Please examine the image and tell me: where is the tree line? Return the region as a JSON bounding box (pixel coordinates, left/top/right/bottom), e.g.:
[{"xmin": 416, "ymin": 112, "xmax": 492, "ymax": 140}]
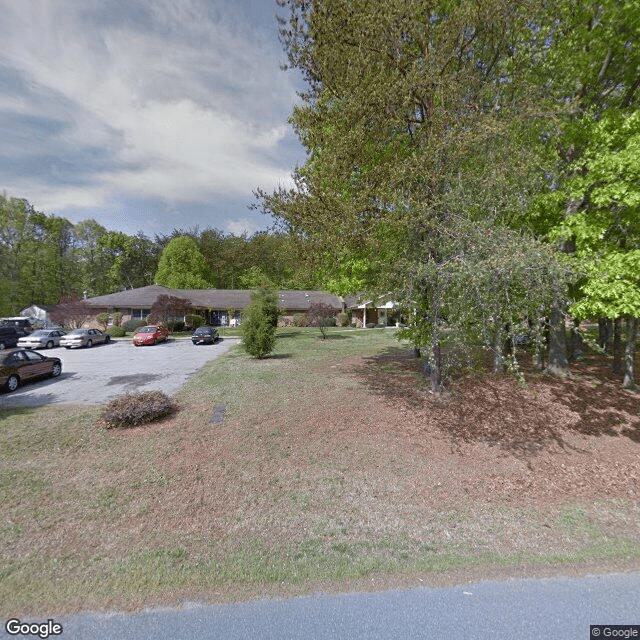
[
  {"xmin": 257, "ymin": 0, "xmax": 640, "ymax": 390},
  {"xmin": 0, "ymin": 193, "xmax": 320, "ymax": 317}
]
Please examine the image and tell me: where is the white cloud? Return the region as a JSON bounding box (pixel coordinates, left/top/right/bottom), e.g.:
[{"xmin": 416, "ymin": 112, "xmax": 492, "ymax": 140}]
[
  {"xmin": 223, "ymin": 216, "xmax": 263, "ymax": 236},
  {"xmin": 0, "ymin": 0, "xmax": 301, "ymax": 217}
]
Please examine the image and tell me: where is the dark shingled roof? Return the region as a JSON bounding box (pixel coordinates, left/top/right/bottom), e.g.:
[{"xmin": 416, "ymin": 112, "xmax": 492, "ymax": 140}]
[{"xmin": 85, "ymin": 285, "xmax": 343, "ymax": 312}]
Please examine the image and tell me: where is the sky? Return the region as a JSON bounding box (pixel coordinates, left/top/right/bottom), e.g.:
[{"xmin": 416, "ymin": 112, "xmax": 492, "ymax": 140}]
[{"xmin": 0, "ymin": 0, "xmax": 306, "ymax": 237}]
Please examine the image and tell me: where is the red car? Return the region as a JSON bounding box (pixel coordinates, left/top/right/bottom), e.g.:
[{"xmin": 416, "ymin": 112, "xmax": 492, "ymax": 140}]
[{"xmin": 132, "ymin": 325, "xmax": 169, "ymax": 346}]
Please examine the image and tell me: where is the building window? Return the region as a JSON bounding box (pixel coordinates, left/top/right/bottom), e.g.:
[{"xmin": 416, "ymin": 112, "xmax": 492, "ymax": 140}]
[{"xmin": 131, "ymin": 309, "xmax": 150, "ymax": 319}]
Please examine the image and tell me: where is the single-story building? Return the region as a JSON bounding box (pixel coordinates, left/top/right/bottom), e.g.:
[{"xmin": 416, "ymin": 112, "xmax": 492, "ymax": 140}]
[
  {"xmin": 84, "ymin": 285, "xmax": 344, "ymax": 326},
  {"xmin": 19, "ymin": 304, "xmax": 54, "ymax": 327},
  {"xmin": 345, "ymin": 295, "xmax": 402, "ymax": 328}
]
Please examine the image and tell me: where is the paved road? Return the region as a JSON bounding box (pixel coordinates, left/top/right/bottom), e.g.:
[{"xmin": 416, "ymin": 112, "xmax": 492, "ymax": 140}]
[
  {"xmin": 9, "ymin": 572, "xmax": 636, "ymax": 640},
  {"xmin": 0, "ymin": 338, "xmax": 239, "ymax": 408}
]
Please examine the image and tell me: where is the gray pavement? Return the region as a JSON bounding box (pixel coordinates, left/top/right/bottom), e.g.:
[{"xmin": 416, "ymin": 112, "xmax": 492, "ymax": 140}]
[
  {"xmin": 7, "ymin": 571, "xmax": 638, "ymax": 640},
  {"xmin": 0, "ymin": 337, "xmax": 239, "ymax": 408}
]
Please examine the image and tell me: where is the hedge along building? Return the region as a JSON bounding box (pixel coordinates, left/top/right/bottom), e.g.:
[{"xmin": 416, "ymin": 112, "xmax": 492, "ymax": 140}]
[{"xmin": 84, "ymin": 285, "xmax": 344, "ymax": 326}]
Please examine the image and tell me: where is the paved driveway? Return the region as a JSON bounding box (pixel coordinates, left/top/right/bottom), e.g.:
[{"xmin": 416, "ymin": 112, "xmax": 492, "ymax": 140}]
[{"xmin": 0, "ymin": 337, "xmax": 239, "ymax": 408}]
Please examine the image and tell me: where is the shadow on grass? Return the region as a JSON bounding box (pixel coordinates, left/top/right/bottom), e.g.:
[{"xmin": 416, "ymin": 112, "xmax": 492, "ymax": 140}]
[{"xmin": 351, "ymin": 347, "xmax": 640, "ymax": 457}]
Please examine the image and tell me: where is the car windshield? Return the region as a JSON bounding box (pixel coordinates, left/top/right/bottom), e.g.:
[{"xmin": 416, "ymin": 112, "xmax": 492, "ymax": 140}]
[
  {"xmin": 194, "ymin": 328, "xmax": 211, "ymax": 334},
  {"xmin": 139, "ymin": 327, "xmax": 158, "ymax": 333}
]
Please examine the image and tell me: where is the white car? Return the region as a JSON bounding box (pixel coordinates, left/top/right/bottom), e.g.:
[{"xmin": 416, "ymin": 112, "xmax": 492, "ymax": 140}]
[
  {"xmin": 17, "ymin": 329, "xmax": 66, "ymax": 349},
  {"xmin": 59, "ymin": 328, "xmax": 111, "ymax": 349}
]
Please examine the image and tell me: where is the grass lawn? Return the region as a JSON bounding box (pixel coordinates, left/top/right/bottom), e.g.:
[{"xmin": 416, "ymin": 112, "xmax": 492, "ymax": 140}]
[{"xmin": 1, "ymin": 327, "xmax": 639, "ymax": 615}]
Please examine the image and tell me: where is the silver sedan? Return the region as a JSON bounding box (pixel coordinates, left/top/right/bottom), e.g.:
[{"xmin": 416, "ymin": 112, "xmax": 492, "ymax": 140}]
[
  {"xmin": 17, "ymin": 329, "xmax": 66, "ymax": 350},
  {"xmin": 59, "ymin": 328, "xmax": 111, "ymax": 349}
]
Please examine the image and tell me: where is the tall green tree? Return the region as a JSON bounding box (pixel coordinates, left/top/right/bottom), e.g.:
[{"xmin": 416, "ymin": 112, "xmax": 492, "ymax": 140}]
[
  {"xmin": 241, "ymin": 287, "xmax": 279, "ymax": 358},
  {"xmin": 547, "ymin": 110, "xmax": 640, "ymax": 387},
  {"xmin": 100, "ymin": 231, "xmax": 161, "ymax": 291},
  {"xmin": 261, "ymin": 0, "xmax": 575, "ymax": 387},
  {"xmin": 154, "ymin": 236, "xmax": 212, "ymax": 289}
]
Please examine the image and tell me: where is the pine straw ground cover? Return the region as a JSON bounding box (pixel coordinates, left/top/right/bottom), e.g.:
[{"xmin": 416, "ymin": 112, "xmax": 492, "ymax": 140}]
[{"xmin": 1, "ymin": 328, "xmax": 639, "ymax": 615}]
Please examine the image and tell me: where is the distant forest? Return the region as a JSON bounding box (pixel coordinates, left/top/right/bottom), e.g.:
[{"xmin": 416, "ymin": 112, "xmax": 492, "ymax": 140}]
[{"xmin": 0, "ymin": 194, "xmax": 318, "ymax": 317}]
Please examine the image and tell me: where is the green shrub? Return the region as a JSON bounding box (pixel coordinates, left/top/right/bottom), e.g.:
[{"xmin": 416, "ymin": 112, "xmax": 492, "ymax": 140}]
[
  {"xmin": 102, "ymin": 391, "xmax": 176, "ymax": 428},
  {"xmin": 106, "ymin": 325, "xmax": 126, "ymax": 338},
  {"xmin": 337, "ymin": 312, "xmax": 350, "ymax": 327},
  {"xmin": 123, "ymin": 319, "xmax": 146, "ymax": 332},
  {"xmin": 366, "ymin": 322, "xmax": 376, "ymax": 329},
  {"xmin": 170, "ymin": 320, "xmax": 185, "ymax": 332},
  {"xmin": 242, "ymin": 289, "xmax": 278, "ymax": 358},
  {"xmin": 185, "ymin": 314, "xmax": 204, "ymax": 329},
  {"xmin": 96, "ymin": 312, "xmax": 110, "ymax": 330},
  {"xmin": 112, "ymin": 312, "xmax": 123, "ymax": 327},
  {"xmin": 293, "ymin": 313, "xmax": 308, "ymax": 327}
]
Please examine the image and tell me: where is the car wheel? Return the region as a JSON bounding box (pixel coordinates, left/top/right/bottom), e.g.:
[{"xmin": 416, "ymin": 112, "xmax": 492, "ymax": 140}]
[
  {"xmin": 51, "ymin": 363, "xmax": 62, "ymax": 377},
  {"xmin": 105, "ymin": 335, "xmax": 111, "ymax": 343},
  {"xmin": 87, "ymin": 339, "xmax": 93, "ymax": 348},
  {"xmin": 46, "ymin": 341, "xmax": 53, "ymax": 349},
  {"xmin": 6, "ymin": 375, "xmax": 19, "ymax": 392},
  {"xmin": 65, "ymin": 346, "xmax": 71, "ymax": 349},
  {"xmin": 0, "ymin": 342, "xmax": 5, "ymax": 350}
]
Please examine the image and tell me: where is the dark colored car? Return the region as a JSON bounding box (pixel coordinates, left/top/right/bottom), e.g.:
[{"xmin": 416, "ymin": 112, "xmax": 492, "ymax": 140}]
[
  {"xmin": 0, "ymin": 348, "xmax": 62, "ymax": 392},
  {"xmin": 1, "ymin": 318, "xmax": 33, "ymax": 337},
  {"xmin": 132, "ymin": 325, "xmax": 169, "ymax": 346},
  {"xmin": 0, "ymin": 326, "xmax": 20, "ymax": 350},
  {"xmin": 191, "ymin": 326, "xmax": 219, "ymax": 345}
]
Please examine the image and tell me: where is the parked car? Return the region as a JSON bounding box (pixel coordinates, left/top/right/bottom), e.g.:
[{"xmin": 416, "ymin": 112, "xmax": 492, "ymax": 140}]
[
  {"xmin": 132, "ymin": 325, "xmax": 169, "ymax": 346},
  {"xmin": 0, "ymin": 317, "xmax": 33, "ymax": 337},
  {"xmin": 60, "ymin": 328, "xmax": 111, "ymax": 349},
  {"xmin": 0, "ymin": 326, "xmax": 19, "ymax": 350},
  {"xmin": 0, "ymin": 348, "xmax": 62, "ymax": 392},
  {"xmin": 191, "ymin": 326, "xmax": 219, "ymax": 345},
  {"xmin": 18, "ymin": 329, "xmax": 66, "ymax": 350}
]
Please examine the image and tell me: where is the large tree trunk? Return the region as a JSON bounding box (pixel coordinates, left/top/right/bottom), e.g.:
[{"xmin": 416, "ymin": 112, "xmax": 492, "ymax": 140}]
[
  {"xmin": 568, "ymin": 318, "xmax": 584, "ymax": 362},
  {"xmin": 622, "ymin": 317, "xmax": 637, "ymax": 389},
  {"xmin": 612, "ymin": 317, "xmax": 623, "ymax": 374},
  {"xmin": 598, "ymin": 318, "xmax": 613, "ymax": 353},
  {"xmin": 546, "ymin": 302, "xmax": 569, "ymax": 375}
]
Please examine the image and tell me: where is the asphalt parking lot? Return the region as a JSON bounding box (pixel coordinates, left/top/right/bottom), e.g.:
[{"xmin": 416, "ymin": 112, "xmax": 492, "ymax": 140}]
[{"xmin": 0, "ymin": 337, "xmax": 240, "ymax": 408}]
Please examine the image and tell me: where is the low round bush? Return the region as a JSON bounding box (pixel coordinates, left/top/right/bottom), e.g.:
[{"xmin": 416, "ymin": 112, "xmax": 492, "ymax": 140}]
[
  {"xmin": 292, "ymin": 313, "xmax": 308, "ymax": 327},
  {"xmin": 106, "ymin": 325, "xmax": 126, "ymax": 338},
  {"xmin": 366, "ymin": 322, "xmax": 376, "ymax": 329},
  {"xmin": 185, "ymin": 314, "xmax": 204, "ymax": 329},
  {"xmin": 337, "ymin": 312, "xmax": 350, "ymax": 327},
  {"xmin": 122, "ymin": 319, "xmax": 146, "ymax": 333},
  {"xmin": 102, "ymin": 391, "xmax": 176, "ymax": 428}
]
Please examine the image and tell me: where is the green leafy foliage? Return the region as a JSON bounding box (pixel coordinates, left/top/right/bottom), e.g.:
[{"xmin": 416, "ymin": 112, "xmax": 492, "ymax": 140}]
[
  {"xmin": 185, "ymin": 314, "xmax": 205, "ymax": 329},
  {"xmin": 122, "ymin": 319, "xmax": 147, "ymax": 333},
  {"xmin": 154, "ymin": 236, "xmax": 211, "ymax": 288},
  {"xmin": 96, "ymin": 312, "xmax": 110, "ymax": 330},
  {"xmin": 547, "ymin": 110, "xmax": 640, "ymax": 321},
  {"xmin": 241, "ymin": 288, "xmax": 279, "ymax": 358}
]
